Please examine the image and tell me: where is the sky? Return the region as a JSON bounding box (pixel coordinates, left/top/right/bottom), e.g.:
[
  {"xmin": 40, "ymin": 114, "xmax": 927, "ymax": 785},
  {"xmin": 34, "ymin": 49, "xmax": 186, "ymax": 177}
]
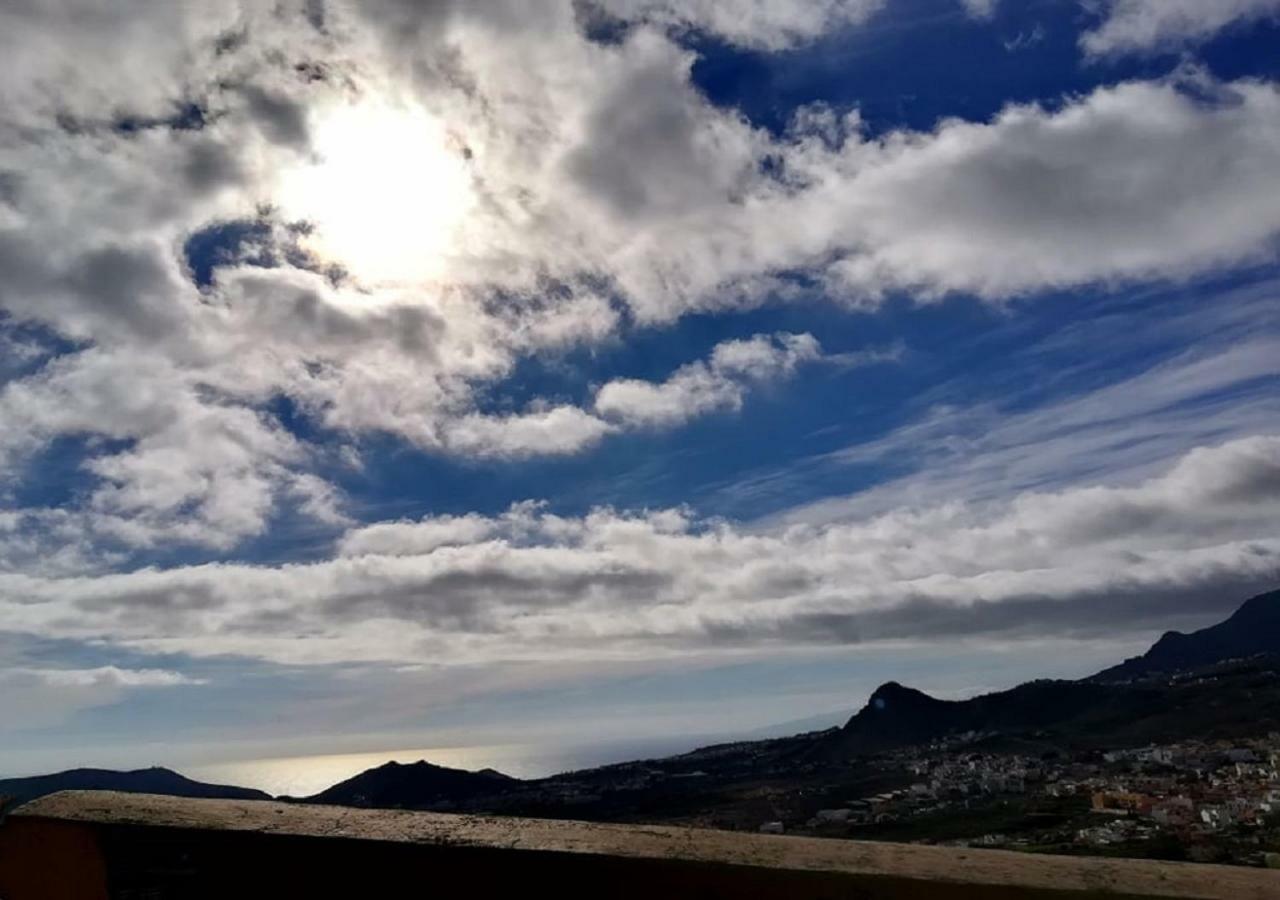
[{"xmin": 1, "ymin": 0, "xmax": 1279, "ymax": 781}]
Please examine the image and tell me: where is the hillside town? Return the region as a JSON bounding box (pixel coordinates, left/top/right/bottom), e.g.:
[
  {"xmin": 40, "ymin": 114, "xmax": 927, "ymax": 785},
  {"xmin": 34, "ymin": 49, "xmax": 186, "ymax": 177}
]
[{"xmin": 773, "ymin": 733, "xmax": 1280, "ymax": 866}]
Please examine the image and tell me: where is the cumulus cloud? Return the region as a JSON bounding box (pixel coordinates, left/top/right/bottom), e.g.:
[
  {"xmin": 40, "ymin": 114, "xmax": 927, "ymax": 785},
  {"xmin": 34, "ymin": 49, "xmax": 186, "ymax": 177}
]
[
  {"xmin": 442, "ymin": 407, "xmax": 616, "ymax": 458},
  {"xmin": 594, "ymin": 332, "xmax": 823, "ymax": 427},
  {"xmin": 0, "ymin": 348, "xmax": 323, "ymax": 552},
  {"xmin": 0, "ymin": 1, "xmax": 1278, "ymax": 570},
  {"xmin": 3, "ymin": 437, "xmax": 1277, "ymax": 668},
  {"xmin": 798, "ymin": 72, "xmax": 1280, "ymax": 300},
  {"xmin": 336, "ymin": 509, "xmax": 518, "ymax": 558},
  {"xmin": 1082, "ymin": 0, "xmax": 1280, "ymax": 56}
]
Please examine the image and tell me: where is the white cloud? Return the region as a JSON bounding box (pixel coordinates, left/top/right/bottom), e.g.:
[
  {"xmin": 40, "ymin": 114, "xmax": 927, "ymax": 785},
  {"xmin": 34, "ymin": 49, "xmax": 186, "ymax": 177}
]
[
  {"xmin": 776, "ymin": 332, "xmax": 1280, "ymax": 526},
  {"xmin": 28, "ymin": 666, "xmax": 201, "ymax": 689},
  {"xmin": 338, "ymin": 511, "xmax": 508, "ymax": 558},
  {"xmin": 2, "ymin": 437, "xmax": 1276, "ymax": 668},
  {"xmin": 1082, "ymin": 0, "xmax": 1280, "ymax": 56},
  {"xmin": 795, "ymin": 72, "xmax": 1280, "ymax": 301},
  {"xmin": 960, "ymin": 0, "xmax": 997, "ymax": 19},
  {"xmin": 590, "ymin": 0, "xmax": 884, "ymax": 50},
  {"xmin": 0, "ymin": 348, "xmax": 318, "ymax": 552},
  {"xmin": 0, "ymin": 1, "xmax": 1277, "ymax": 564},
  {"xmin": 594, "ymin": 332, "xmax": 823, "ymax": 427},
  {"xmin": 442, "ymin": 407, "xmax": 616, "ymax": 458}
]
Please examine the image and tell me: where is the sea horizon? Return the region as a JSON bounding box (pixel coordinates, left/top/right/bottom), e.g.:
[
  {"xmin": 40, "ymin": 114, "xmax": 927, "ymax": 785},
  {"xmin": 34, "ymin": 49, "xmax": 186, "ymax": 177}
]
[{"xmin": 183, "ymin": 734, "xmax": 723, "ymax": 798}]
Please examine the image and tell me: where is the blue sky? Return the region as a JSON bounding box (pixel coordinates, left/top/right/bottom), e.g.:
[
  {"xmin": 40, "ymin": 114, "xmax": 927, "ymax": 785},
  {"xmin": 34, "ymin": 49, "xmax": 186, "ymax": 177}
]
[{"xmin": 1, "ymin": 0, "xmax": 1279, "ymax": 782}]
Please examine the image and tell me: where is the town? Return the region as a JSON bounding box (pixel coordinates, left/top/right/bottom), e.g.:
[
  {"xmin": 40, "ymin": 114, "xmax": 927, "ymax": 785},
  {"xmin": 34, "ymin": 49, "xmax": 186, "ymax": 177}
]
[{"xmin": 775, "ymin": 733, "xmax": 1280, "ymax": 867}]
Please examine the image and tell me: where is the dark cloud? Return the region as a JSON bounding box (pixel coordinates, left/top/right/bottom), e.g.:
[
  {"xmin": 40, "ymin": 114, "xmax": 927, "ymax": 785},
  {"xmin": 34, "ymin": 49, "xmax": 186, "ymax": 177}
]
[
  {"xmin": 75, "ymin": 582, "xmax": 224, "ymax": 613},
  {"xmin": 743, "ymin": 574, "xmax": 1280, "ymax": 647},
  {"xmin": 303, "ymin": 0, "xmax": 327, "ymax": 32},
  {"xmin": 320, "ymin": 563, "xmax": 673, "ymax": 630},
  {"xmin": 64, "ymin": 244, "xmax": 186, "ymax": 341},
  {"xmin": 0, "ymin": 171, "xmax": 24, "ymax": 208},
  {"xmin": 181, "ymin": 138, "xmax": 244, "ymax": 193},
  {"xmin": 240, "ymin": 86, "xmax": 311, "ymax": 151}
]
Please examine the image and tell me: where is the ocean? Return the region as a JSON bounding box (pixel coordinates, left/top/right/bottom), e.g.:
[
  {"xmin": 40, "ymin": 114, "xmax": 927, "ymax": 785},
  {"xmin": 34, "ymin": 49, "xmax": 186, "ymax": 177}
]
[{"xmin": 184, "ymin": 735, "xmax": 708, "ymax": 798}]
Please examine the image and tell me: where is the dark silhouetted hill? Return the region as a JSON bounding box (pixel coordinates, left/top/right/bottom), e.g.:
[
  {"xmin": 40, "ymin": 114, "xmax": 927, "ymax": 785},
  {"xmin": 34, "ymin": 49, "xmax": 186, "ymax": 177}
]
[
  {"xmin": 303, "ymin": 760, "xmax": 517, "ymax": 809},
  {"xmin": 1093, "ymin": 588, "xmax": 1280, "ymax": 682},
  {"xmin": 822, "ymin": 679, "xmax": 1144, "ymax": 758},
  {"xmin": 0, "ymin": 766, "xmax": 269, "ymax": 807},
  {"xmin": 821, "ymin": 657, "xmax": 1280, "ymax": 761},
  {"xmin": 295, "ymin": 589, "xmax": 1280, "ymax": 813}
]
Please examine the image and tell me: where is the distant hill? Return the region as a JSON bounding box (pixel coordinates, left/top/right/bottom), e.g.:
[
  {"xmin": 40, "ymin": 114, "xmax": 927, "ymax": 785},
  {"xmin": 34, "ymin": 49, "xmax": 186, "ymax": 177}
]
[
  {"xmin": 1093, "ymin": 588, "xmax": 1280, "ymax": 682},
  {"xmin": 0, "ymin": 766, "xmax": 269, "ymax": 808},
  {"xmin": 821, "ymin": 679, "xmax": 1151, "ymax": 759},
  {"xmin": 302, "ymin": 760, "xmax": 517, "ymax": 809},
  {"xmin": 817, "ymin": 589, "xmax": 1280, "ymax": 761},
  {"xmin": 820, "ymin": 660, "xmax": 1280, "ymax": 760}
]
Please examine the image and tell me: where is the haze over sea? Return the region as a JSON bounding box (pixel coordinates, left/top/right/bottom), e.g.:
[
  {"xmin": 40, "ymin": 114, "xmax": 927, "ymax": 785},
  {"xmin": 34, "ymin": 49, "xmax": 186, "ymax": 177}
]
[{"xmin": 185, "ymin": 737, "xmax": 738, "ymax": 798}]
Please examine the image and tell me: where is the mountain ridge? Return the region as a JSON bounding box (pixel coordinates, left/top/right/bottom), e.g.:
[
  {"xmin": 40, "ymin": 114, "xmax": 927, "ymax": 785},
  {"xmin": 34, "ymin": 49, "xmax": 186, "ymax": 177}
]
[
  {"xmin": 822, "ymin": 588, "xmax": 1280, "ymax": 760},
  {"xmin": 1091, "ymin": 588, "xmax": 1280, "ymax": 682},
  {"xmin": 0, "ymin": 766, "xmax": 270, "ymax": 808},
  {"xmin": 300, "ymin": 758, "xmax": 517, "ymax": 808}
]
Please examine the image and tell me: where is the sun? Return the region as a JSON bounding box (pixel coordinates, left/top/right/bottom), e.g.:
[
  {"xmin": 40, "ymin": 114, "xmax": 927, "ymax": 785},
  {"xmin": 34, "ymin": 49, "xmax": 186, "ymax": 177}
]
[{"xmin": 276, "ymin": 98, "xmax": 475, "ymax": 286}]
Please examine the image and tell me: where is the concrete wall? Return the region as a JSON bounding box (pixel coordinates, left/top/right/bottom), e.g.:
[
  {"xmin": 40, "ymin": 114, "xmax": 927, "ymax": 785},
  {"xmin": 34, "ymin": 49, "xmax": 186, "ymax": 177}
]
[{"xmin": 1, "ymin": 791, "xmax": 1277, "ymax": 899}]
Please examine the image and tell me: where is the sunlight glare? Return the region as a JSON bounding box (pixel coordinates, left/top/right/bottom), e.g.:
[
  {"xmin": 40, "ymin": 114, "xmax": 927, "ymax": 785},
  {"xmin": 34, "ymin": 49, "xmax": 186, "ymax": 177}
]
[{"xmin": 276, "ymin": 98, "xmax": 474, "ymax": 286}]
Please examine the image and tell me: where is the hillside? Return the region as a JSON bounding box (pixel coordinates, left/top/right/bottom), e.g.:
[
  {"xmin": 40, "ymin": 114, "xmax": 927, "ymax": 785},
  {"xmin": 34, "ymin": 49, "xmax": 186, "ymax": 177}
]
[
  {"xmin": 1093, "ymin": 588, "xmax": 1280, "ymax": 682},
  {"xmin": 821, "ymin": 657, "xmax": 1280, "ymax": 761},
  {"xmin": 821, "ymin": 679, "xmax": 1150, "ymax": 759},
  {"xmin": 0, "ymin": 767, "xmax": 269, "ymax": 807},
  {"xmin": 302, "ymin": 760, "xmax": 517, "ymax": 809}
]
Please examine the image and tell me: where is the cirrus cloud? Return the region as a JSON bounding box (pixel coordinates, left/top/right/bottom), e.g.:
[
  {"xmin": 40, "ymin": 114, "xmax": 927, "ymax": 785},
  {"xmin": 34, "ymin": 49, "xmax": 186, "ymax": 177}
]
[{"xmin": 1082, "ymin": 0, "xmax": 1280, "ymax": 57}]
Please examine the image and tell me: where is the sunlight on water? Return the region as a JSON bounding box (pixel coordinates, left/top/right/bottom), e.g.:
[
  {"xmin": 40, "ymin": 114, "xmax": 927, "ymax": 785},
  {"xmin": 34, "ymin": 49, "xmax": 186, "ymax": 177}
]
[{"xmin": 186, "ymin": 737, "xmax": 700, "ymax": 798}]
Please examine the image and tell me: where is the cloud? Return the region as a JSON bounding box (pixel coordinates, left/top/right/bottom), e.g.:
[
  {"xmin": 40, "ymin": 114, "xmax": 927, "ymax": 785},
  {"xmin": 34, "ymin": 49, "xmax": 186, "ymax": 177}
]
[
  {"xmin": 587, "ymin": 0, "xmax": 884, "ymax": 50},
  {"xmin": 338, "ymin": 332, "xmax": 833, "ymax": 458},
  {"xmin": 1082, "ymin": 0, "xmax": 1280, "ymax": 57},
  {"xmin": 1003, "ymin": 25, "xmax": 1045, "ymax": 52},
  {"xmin": 2, "ymin": 437, "xmax": 1276, "ymax": 668},
  {"xmin": 0, "ymin": 666, "xmax": 203, "ymax": 731},
  {"xmin": 0, "ymin": 348, "xmax": 323, "ymax": 553},
  {"xmin": 594, "ymin": 332, "xmax": 823, "ymax": 427},
  {"xmin": 779, "ymin": 336, "xmax": 1280, "ymax": 526},
  {"xmin": 22, "ymin": 666, "xmax": 201, "ymax": 689},
  {"xmin": 796, "ymin": 71, "xmax": 1280, "ymax": 301},
  {"xmin": 442, "ymin": 407, "xmax": 616, "ymax": 458},
  {"xmin": 960, "ymin": 0, "xmax": 997, "ymax": 19},
  {"xmin": 337, "ymin": 509, "xmax": 516, "ymax": 558},
  {"xmin": 0, "ymin": 1, "xmax": 1278, "ymax": 564}
]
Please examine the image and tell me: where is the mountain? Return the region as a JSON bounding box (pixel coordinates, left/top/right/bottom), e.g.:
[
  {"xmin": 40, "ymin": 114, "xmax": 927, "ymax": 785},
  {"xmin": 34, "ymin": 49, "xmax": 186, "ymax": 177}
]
[
  {"xmin": 1093, "ymin": 588, "xmax": 1280, "ymax": 682},
  {"xmin": 302, "ymin": 759, "xmax": 517, "ymax": 809},
  {"xmin": 822, "ymin": 679, "xmax": 1148, "ymax": 758},
  {"xmin": 823, "ymin": 659, "xmax": 1280, "ymax": 761},
  {"xmin": 832, "ymin": 681, "xmax": 959, "ymax": 752},
  {"xmin": 819, "ymin": 590, "xmax": 1280, "ymax": 759},
  {"xmin": 0, "ymin": 766, "xmax": 269, "ymax": 808}
]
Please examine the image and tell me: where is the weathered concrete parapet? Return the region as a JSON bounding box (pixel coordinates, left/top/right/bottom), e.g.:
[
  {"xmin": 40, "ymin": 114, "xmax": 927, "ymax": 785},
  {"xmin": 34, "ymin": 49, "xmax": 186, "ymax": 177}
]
[{"xmin": 1, "ymin": 791, "xmax": 1277, "ymax": 899}]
